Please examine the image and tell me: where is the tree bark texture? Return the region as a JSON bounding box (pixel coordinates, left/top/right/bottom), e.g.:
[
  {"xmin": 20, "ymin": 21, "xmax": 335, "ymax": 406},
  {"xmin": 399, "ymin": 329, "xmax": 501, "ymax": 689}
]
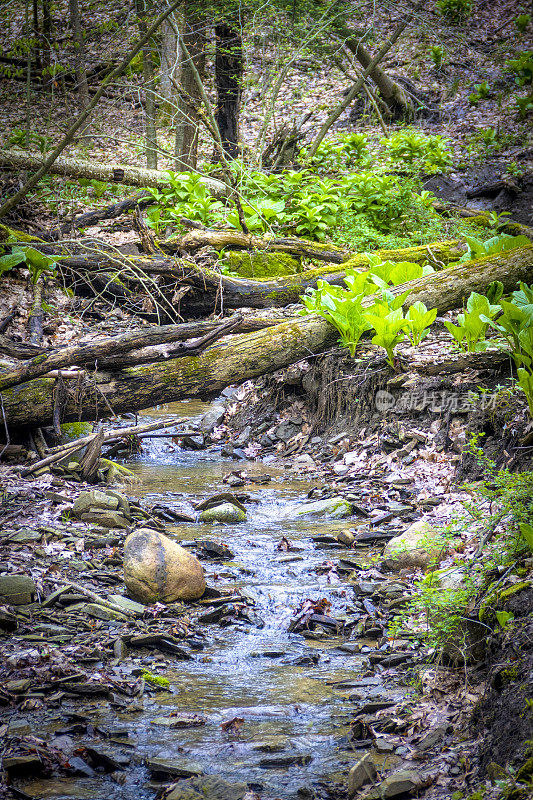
[
  {"xmin": 174, "ymin": 4, "xmax": 205, "ymax": 170},
  {"xmin": 343, "ymin": 35, "xmax": 414, "ymax": 118},
  {"xmin": 136, "ymin": 0, "xmax": 158, "ymax": 169},
  {"xmin": 3, "ymin": 245, "xmax": 531, "ymax": 430},
  {"xmin": 214, "ymin": 22, "xmax": 243, "ymax": 159},
  {"xmin": 68, "ymin": 0, "xmax": 91, "ymax": 136},
  {"xmin": 160, "ymin": 15, "xmax": 178, "ymax": 115},
  {"xmin": 0, "ymin": 150, "xmax": 228, "ymax": 196}
]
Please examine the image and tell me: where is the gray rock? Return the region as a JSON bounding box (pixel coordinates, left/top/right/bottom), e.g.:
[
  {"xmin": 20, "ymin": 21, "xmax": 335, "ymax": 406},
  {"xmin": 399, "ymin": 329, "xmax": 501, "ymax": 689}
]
[
  {"xmin": 79, "ymin": 510, "xmax": 130, "ymax": 528},
  {"xmin": 337, "ymin": 529, "xmax": 355, "ymax": 546},
  {"xmin": 199, "ymin": 405, "xmax": 225, "ymax": 433},
  {"xmin": 378, "ymin": 769, "xmax": 419, "ymax": 798},
  {"xmin": 146, "ymin": 757, "xmax": 203, "ymax": 779},
  {"xmin": 199, "ymin": 503, "xmax": 246, "ymax": 524},
  {"xmin": 165, "ymin": 775, "xmax": 248, "ymax": 800},
  {"xmin": 274, "ymin": 421, "xmax": 300, "ymax": 442},
  {"xmin": 233, "ymin": 425, "xmax": 252, "ymax": 447},
  {"xmin": 348, "ymin": 751, "xmax": 377, "ymax": 795},
  {"xmin": 72, "ymin": 490, "xmax": 119, "ymax": 517},
  {"xmin": 68, "ymin": 602, "xmax": 128, "ymax": 623},
  {"xmin": 295, "ymin": 496, "xmax": 352, "ymax": 519},
  {"xmin": 382, "ymin": 519, "xmax": 444, "ymax": 572},
  {"xmin": 107, "ymin": 594, "xmax": 146, "ymax": 615},
  {"xmin": 124, "ymin": 528, "xmax": 205, "ymax": 603},
  {"xmin": 9, "ymin": 529, "xmax": 41, "ymax": 544},
  {"xmin": 0, "ymin": 574, "xmax": 37, "ymax": 605}
]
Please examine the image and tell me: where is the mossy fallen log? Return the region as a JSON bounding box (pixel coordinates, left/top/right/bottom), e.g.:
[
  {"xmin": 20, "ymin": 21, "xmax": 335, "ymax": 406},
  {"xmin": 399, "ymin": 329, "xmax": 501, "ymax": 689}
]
[
  {"xmin": 156, "ymin": 240, "xmax": 465, "ymax": 312},
  {"xmin": 2, "ymin": 245, "xmax": 532, "ymax": 431}
]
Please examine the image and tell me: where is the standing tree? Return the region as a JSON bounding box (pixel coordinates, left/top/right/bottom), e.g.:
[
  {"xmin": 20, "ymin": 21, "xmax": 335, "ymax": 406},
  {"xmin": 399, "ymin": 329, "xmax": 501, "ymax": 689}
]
[
  {"xmin": 68, "ymin": 0, "xmax": 91, "ymax": 141},
  {"xmin": 136, "ymin": 0, "xmax": 158, "ymax": 169},
  {"xmin": 213, "ymin": 20, "xmax": 243, "ymax": 159}
]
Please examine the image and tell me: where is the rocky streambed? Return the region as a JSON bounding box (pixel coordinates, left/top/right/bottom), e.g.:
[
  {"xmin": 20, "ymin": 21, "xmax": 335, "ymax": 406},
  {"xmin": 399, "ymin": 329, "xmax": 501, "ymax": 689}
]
[{"xmin": 0, "ymin": 398, "xmax": 502, "ymax": 800}]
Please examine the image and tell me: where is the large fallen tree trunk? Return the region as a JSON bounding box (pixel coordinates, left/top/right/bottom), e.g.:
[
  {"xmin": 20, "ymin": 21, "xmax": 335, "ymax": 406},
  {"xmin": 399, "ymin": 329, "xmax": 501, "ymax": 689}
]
[
  {"xmin": 0, "ymin": 151, "xmax": 228, "ymax": 197},
  {"xmin": 2, "ymin": 245, "xmax": 532, "ymax": 431},
  {"xmin": 0, "ymin": 314, "xmax": 244, "ymax": 392}
]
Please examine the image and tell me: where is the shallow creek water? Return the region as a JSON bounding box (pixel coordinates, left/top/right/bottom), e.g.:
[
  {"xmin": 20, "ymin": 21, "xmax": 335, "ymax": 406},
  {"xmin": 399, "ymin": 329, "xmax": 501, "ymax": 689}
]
[{"xmin": 22, "ymin": 400, "xmax": 402, "ymax": 800}]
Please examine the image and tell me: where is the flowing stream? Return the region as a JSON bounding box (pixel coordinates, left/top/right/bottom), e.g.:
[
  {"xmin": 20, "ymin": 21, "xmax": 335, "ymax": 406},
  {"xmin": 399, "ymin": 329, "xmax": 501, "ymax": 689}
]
[{"xmin": 21, "ymin": 400, "xmax": 402, "ymax": 800}]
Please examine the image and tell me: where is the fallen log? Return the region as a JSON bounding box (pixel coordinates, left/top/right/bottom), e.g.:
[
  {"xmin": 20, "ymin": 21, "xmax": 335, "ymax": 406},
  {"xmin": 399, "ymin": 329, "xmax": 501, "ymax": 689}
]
[
  {"xmin": 0, "ymin": 314, "xmax": 243, "ymax": 392},
  {"xmin": 2, "ymin": 245, "xmax": 532, "ymax": 431},
  {"xmin": 159, "ymin": 240, "xmax": 464, "ymax": 311},
  {"xmin": 0, "ymin": 150, "xmax": 228, "ymax": 197}
]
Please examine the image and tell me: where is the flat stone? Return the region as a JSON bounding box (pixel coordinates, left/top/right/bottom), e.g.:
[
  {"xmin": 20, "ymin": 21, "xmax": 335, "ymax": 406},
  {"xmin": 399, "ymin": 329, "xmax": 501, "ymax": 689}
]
[
  {"xmin": 151, "ymin": 713, "xmax": 207, "ymax": 728},
  {"xmin": 295, "ymin": 496, "xmax": 352, "ymax": 519},
  {"xmin": 348, "ymin": 751, "xmax": 377, "ymax": 795},
  {"xmin": 259, "ymin": 753, "xmax": 312, "ymax": 768},
  {"xmin": 165, "ymin": 775, "xmax": 248, "ymax": 800},
  {"xmin": 198, "ymin": 503, "xmax": 246, "ymax": 524},
  {"xmin": 79, "ymin": 510, "xmax": 130, "ymax": 528},
  {"xmin": 378, "ymin": 769, "xmax": 420, "ymax": 797},
  {"xmin": 251, "ymin": 735, "xmax": 290, "ymax": 752},
  {"xmin": 9, "ymin": 529, "xmax": 41, "ymax": 544},
  {"xmin": 108, "ymin": 594, "xmax": 146, "ymax": 615},
  {"xmin": 73, "ymin": 490, "xmax": 120, "ymax": 517},
  {"xmin": 3, "ymin": 754, "xmax": 44, "ymax": 776},
  {"xmin": 146, "ymin": 757, "xmax": 204, "ymax": 779},
  {"xmin": 0, "ymin": 574, "xmax": 37, "ymax": 605},
  {"xmin": 68, "ymin": 602, "xmax": 128, "ymax": 622},
  {"xmin": 6, "ymin": 678, "xmax": 31, "ymax": 693}
]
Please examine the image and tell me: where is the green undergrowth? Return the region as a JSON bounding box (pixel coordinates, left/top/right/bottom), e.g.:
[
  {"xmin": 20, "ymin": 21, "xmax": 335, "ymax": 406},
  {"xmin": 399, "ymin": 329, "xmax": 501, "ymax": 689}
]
[{"xmin": 389, "ymin": 441, "xmax": 533, "ymax": 662}]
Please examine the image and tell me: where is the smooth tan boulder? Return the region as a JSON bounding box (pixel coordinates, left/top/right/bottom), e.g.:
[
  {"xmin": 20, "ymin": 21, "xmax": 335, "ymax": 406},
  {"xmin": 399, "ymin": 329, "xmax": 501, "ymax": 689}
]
[
  {"xmin": 124, "ymin": 528, "xmax": 205, "ymax": 603},
  {"xmin": 382, "ymin": 518, "xmax": 445, "ymax": 572}
]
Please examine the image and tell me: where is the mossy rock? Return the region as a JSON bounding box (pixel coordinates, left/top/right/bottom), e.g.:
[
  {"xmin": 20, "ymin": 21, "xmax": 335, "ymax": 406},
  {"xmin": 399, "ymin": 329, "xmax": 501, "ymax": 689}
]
[
  {"xmin": 60, "ymin": 422, "xmax": 94, "ymax": 441},
  {"xmin": 479, "ymin": 581, "xmax": 532, "ymax": 624},
  {"xmin": 224, "ymin": 251, "xmax": 301, "ymax": 278}
]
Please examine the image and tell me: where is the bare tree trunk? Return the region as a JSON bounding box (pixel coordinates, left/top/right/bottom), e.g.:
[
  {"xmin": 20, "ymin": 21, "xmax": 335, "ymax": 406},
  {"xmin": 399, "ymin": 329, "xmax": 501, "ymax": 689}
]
[
  {"xmin": 136, "ymin": 0, "xmax": 158, "ymax": 169},
  {"xmin": 308, "ymin": 1, "xmax": 422, "ymax": 157},
  {"xmin": 173, "ymin": 3, "xmax": 205, "ymax": 170},
  {"xmin": 68, "ymin": 0, "xmax": 91, "ymax": 140},
  {"xmin": 342, "ymin": 34, "xmax": 414, "ymax": 119},
  {"xmin": 213, "ymin": 22, "xmax": 243, "ymax": 160},
  {"xmin": 160, "ymin": 15, "xmax": 178, "ymax": 116},
  {"xmin": 41, "ymin": 0, "xmax": 52, "ymax": 77}
]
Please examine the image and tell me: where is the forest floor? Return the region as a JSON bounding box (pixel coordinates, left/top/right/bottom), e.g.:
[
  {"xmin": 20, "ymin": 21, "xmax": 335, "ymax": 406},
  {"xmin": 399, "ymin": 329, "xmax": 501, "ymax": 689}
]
[{"xmin": 0, "ymin": 1, "xmax": 533, "ymax": 799}]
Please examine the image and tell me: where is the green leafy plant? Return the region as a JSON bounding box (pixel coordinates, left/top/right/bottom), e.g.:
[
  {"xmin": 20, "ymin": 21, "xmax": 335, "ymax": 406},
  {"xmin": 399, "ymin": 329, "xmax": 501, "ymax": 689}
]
[
  {"xmin": 444, "ymin": 291, "xmax": 502, "ymax": 352},
  {"xmin": 436, "ymin": 0, "xmax": 472, "ymax": 22},
  {"xmin": 517, "ymin": 367, "xmax": 533, "ymax": 415},
  {"xmin": 459, "ymin": 233, "xmax": 530, "ymax": 261},
  {"xmin": 495, "ymin": 610, "xmax": 515, "ymax": 629},
  {"xmin": 519, "ymin": 522, "xmax": 533, "ymax": 551},
  {"xmin": 404, "ymin": 301, "xmax": 438, "ymax": 345},
  {"xmin": 514, "ymin": 92, "xmax": 533, "ymax": 118},
  {"xmin": 78, "ymin": 178, "xmax": 110, "ymax": 200},
  {"xmin": 367, "ymin": 306, "xmax": 408, "ymax": 366},
  {"xmin": 300, "ymin": 269, "xmax": 377, "ymax": 355},
  {"xmin": 469, "ymin": 80, "xmax": 491, "ymax": 105},
  {"xmin": 384, "ymin": 130, "xmax": 453, "ymax": 174},
  {"xmin": 0, "ymin": 246, "xmax": 56, "ymax": 284},
  {"xmin": 515, "ymin": 14, "xmax": 531, "ymax": 33},
  {"xmin": 506, "ymin": 51, "xmax": 533, "ymax": 86},
  {"xmin": 430, "ymin": 45, "xmax": 445, "ymax": 69},
  {"xmin": 367, "ymin": 257, "xmax": 435, "ymax": 287}
]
